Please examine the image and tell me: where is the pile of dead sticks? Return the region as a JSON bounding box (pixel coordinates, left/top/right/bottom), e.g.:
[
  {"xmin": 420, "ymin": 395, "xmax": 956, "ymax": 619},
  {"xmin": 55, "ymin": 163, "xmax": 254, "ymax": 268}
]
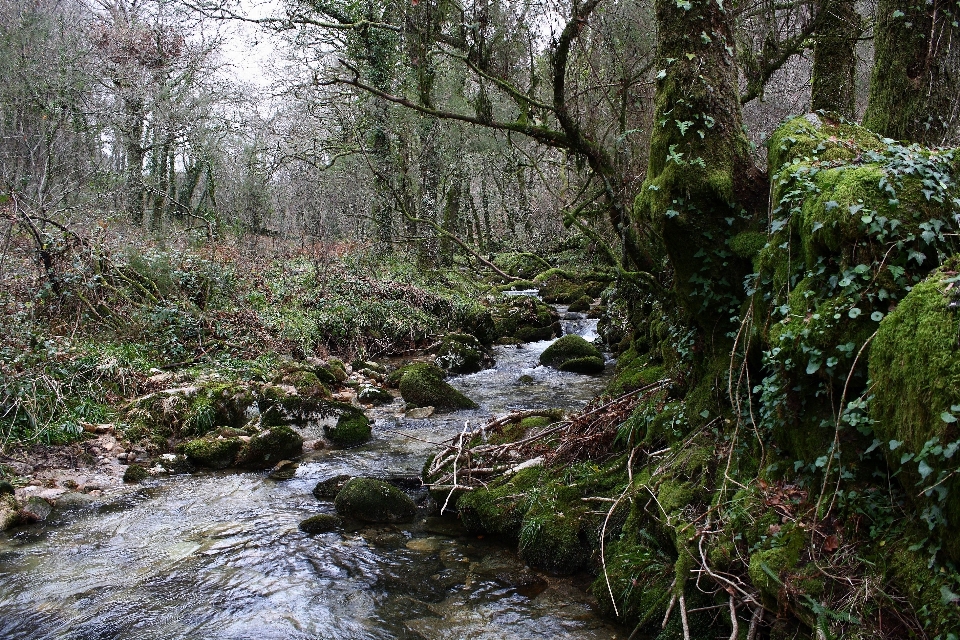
[{"xmin": 424, "ymin": 380, "xmax": 671, "ymax": 503}]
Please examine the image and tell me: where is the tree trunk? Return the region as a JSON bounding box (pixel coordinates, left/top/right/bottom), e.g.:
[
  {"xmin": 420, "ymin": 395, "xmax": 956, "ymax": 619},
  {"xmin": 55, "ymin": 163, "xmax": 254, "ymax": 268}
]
[
  {"xmin": 863, "ymin": 0, "xmax": 960, "ymax": 144},
  {"xmin": 639, "ymin": 0, "xmax": 762, "ymax": 327},
  {"xmin": 811, "ymin": 0, "xmax": 861, "ymax": 118}
]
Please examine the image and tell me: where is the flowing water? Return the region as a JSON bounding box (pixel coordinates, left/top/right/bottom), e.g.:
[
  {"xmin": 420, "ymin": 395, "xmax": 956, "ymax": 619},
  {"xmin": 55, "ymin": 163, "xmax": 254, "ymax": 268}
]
[{"xmin": 0, "ymin": 308, "xmax": 626, "ymax": 640}]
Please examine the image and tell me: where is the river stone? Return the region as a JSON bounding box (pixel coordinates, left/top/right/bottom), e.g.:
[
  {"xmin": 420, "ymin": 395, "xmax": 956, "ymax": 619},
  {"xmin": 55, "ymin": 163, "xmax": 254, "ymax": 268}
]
[
  {"xmin": 20, "ymin": 496, "xmax": 52, "ymax": 523},
  {"xmin": 435, "ymin": 333, "xmax": 489, "ymax": 375},
  {"xmin": 406, "ymin": 406, "xmax": 435, "ymax": 419},
  {"xmin": 396, "ymin": 363, "xmax": 477, "ymax": 412},
  {"xmin": 313, "ymin": 474, "xmax": 353, "ymax": 500},
  {"xmin": 323, "ymin": 410, "xmax": 372, "ymax": 447},
  {"xmin": 299, "ymin": 513, "xmax": 342, "ymax": 534},
  {"xmin": 357, "ymin": 385, "xmax": 393, "ymax": 405},
  {"xmin": 268, "ymin": 460, "xmax": 298, "ymax": 480},
  {"xmin": 240, "ymin": 425, "xmax": 304, "ymax": 469},
  {"xmin": 334, "ymin": 478, "xmax": 417, "ymax": 523},
  {"xmin": 181, "ymin": 437, "xmax": 244, "ymax": 470},
  {"xmin": 539, "ymin": 335, "xmax": 604, "ymax": 374}
]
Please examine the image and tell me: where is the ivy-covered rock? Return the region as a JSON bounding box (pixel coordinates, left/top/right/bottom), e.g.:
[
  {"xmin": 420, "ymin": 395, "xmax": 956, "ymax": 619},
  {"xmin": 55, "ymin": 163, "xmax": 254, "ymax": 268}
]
[
  {"xmin": 435, "ymin": 333, "xmax": 491, "ymax": 375},
  {"xmin": 299, "ymin": 513, "xmax": 342, "ymax": 534},
  {"xmin": 239, "ymin": 425, "xmax": 304, "ymax": 469},
  {"xmin": 540, "ymin": 335, "xmax": 604, "ymax": 374},
  {"xmin": 324, "ymin": 410, "xmax": 372, "ymax": 447},
  {"xmin": 870, "ymin": 259, "xmax": 960, "ymax": 559},
  {"xmin": 124, "ymin": 382, "xmax": 256, "ymax": 442},
  {"xmin": 394, "ymin": 363, "xmax": 477, "ymax": 411},
  {"xmin": 333, "ymin": 477, "xmax": 417, "ymax": 523},
  {"xmin": 181, "ymin": 437, "xmax": 244, "ymax": 469}
]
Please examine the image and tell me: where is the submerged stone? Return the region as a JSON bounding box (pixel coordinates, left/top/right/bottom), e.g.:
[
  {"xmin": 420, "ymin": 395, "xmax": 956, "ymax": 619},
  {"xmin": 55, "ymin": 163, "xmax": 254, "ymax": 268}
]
[
  {"xmin": 299, "ymin": 513, "xmax": 342, "ymax": 534},
  {"xmin": 334, "ymin": 477, "xmax": 417, "ymax": 523}
]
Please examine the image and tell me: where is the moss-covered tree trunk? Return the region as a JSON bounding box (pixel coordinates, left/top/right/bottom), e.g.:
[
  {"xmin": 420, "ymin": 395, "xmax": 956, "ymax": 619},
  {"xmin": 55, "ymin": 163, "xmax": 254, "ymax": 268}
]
[
  {"xmin": 811, "ymin": 0, "xmax": 861, "ymax": 118},
  {"xmin": 638, "ymin": 0, "xmax": 761, "ymax": 327},
  {"xmin": 863, "ymin": 0, "xmax": 960, "ymax": 144}
]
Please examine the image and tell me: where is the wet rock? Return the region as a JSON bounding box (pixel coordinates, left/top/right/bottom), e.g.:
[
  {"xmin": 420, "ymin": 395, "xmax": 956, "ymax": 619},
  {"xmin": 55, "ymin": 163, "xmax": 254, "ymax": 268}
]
[
  {"xmin": 406, "ymin": 537, "xmax": 443, "ymax": 552},
  {"xmin": 406, "ymin": 406, "xmax": 435, "ymax": 419},
  {"xmin": 181, "ymin": 437, "xmax": 244, "ymax": 470},
  {"xmin": 394, "ymin": 363, "xmax": 477, "ymax": 412},
  {"xmin": 20, "ymin": 496, "xmax": 52, "ymax": 523},
  {"xmin": 313, "ymin": 474, "xmax": 353, "ymax": 500},
  {"xmin": 334, "ymin": 478, "xmax": 417, "ymax": 524},
  {"xmin": 490, "ymin": 296, "xmax": 560, "ymax": 343},
  {"xmin": 357, "ymin": 385, "xmax": 393, "ymax": 405},
  {"xmin": 539, "ymin": 335, "xmax": 605, "ymax": 374},
  {"xmin": 240, "ymin": 425, "xmax": 304, "ymax": 469},
  {"xmin": 123, "ymin": 464, "xmax": 150, "ymax": 483},
  {"xmin": 299, "ymin": 513, "xmax": 342, "ymax": 534},
  {"xmin": 157, "ymin": 453, "xmax": 192, "ymax": 474},
  {"xmin": 423, "ymin": 516, "xmax": 469, "ymax": 537},
  {"xmin": 323, "ymin": 409, "xmax": 372, "ymax": 447},
  {"xmin": 473, "ymin": 555, "xmax": 548, "ymax": 595},
  {"xmin": 268, "ymin": 460, "xmax": 298, "ymax": 480}
]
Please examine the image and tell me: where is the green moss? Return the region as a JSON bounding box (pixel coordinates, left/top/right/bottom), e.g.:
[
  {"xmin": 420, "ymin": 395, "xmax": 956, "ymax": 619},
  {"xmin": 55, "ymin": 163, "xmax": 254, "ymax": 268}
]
[
  {"xmin": 492, "ymin": 252, "xmax": 552, "ymax": 279},
  {"xmin": 539, "ymin": 277, "xmax": 587, "ymax": 304},
  {"xmin": 123, "ymin": 463, "xmax": 150, "ymax": 483},
  {"xmin": 540, "ymin": 335, "xmax": 603, "ymax": 370},
  {"xmin": 334, "ymin": 477, "xmax": 416, "ymax": 523},
  {"xmin": 490, "ymin": 296, "xmax": 559, "ymax": 342},
  {"xmin": 557, "ymin": 356, "xmax": 605, "ymax": 374},
  {"xmin": 357, "ymin": 385, "xmax": 393, "ymax": 405},
  {"xmin": 457, "ymin": 467, "xmax": 544, "ymax": 538},
  {"xmin": 181, "ymin": 436, "xmax": 244, "ymax": 469},
  {"xmin": 767, "ymin": 114, "xmax": 883, "ymax": 171},
  {"xmin": 396, "ymin": 363, "xmax": 478, "ymax": 411},
  {"xmin": 567, "ymin": 296, "xmax": 592, "ymax": 313},
  {"xmin": 518, "ymin": 499, "xmax": 587, "ymax": 574},
  {"xmin": 870, "ymin": 259, "xmax": 960, "ymax": 558},
  {"xmin": 533, "ymin": 267, "xmax": 574, "ymax": 283},
  {"xmin": 324, "ymin": 411, "xmax": 372, "ymax": 447},
  {"xmin": 729, "ymin": 231, "xmax": 768, "ymax": 260}
]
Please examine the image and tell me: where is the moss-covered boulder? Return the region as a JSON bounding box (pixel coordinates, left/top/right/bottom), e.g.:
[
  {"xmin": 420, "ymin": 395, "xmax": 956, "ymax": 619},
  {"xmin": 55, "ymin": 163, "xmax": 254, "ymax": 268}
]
[
  {"xmin": 540, "ymin": 335, "xmax": 604, "ymax": 374},
  {"xmin": 490, "ymin": 296, "xmax": 560, "ymax": 343},
  {"xmin": 357, "ymin": 385, "xmax": 393, "ymax": 405},
  {"xmin": 870, "ymin": 260, "xmax": 960, "ymax": 558},
  {"xmin": 0, "ymin": 494, "xmax": 18, "ymax": 531},
  {"xmin": 334, "ymin": 478, "xmax": 417, "ymax": 523},
  {"xmin": 394, "ymin": 363, "xmax": 477, "ymax": 411},
  {"xmin": 539, "ymin": 276, "xmax": 587, "ymax": 304},
  {"xmin": 299, "ymin": 513, "xmax": 342, "ymax": 534},
  {"xmin": 435, "ymin": 333, "xmax": 490, "ymax": 375},
  {"xmin": 324, "ymin": 410, "xmax": 372, "ymax": 447},
  {"xmin": 124, "ymin": 382, "xmax": 257, "ymax": 443},
  {"xmin": 181, "ymin": 436, "xmax": 244, "ymax": 469},
  {"xmin": 122, "ymin": 463, "xmax": 150, "ymax": 483},
  {"xmin": 566, "ymin": 295, "xmax": 592, "ymax": 313},
  {"xmin": 313, "ymin": 474, "xmax": 353, "ymax": 500},
  {"xmin": 240, "ymin": 425, "xmax": 304, "ymax": 469}
]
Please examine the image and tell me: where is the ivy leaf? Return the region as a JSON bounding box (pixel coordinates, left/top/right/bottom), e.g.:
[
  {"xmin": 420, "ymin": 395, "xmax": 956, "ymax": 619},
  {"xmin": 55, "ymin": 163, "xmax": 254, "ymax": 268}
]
[
  {"xmin": 871, "ymin": 311, "xmax": 884, "ymax": 322},
  {"xmin": 941, "ymin": 585, "xmax": 960, "ymax": 606},
  {"xmin": 656, "ymin": 69, "xmax": 667, "ymax": 80},
  {"xmin": 824, "ymin": 200, "xmax": 839, "ymax": 211},
  {"xmin": 848, "ymin": 307, "xmax": 862, "ymax": 318},
  {"xmin": 806, "ymin": 359, "xmax": 821, "ymax": 375},
  {"xmin": 942, "ymin": 411, "xmax": 958, "ymax": 424},
  {"xmin": 889, "ymin": 439, "xmax": 902, "ymax": 450},
  {"xmin": 918, "ymin": 459, "xmax": 934, "ymax": 480},
  {"xmin": 892, "ymin": 9, "xmax": 905, "ymax": 18},
  {"xmin": 848, "ymin": 204, "xmax": 864, "ymax": 215}
]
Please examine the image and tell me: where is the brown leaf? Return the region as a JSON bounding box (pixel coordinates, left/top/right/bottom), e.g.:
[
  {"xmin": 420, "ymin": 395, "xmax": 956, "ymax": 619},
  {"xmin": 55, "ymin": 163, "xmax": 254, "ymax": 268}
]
[{"xmin": 823, "ymin": 535, "xmax": 840, "ymax": 553}]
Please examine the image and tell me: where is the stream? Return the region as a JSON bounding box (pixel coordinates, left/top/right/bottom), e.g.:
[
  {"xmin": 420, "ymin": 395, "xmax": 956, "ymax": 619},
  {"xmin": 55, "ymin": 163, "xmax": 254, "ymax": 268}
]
[{"xmin": 0, "ymin": 305, "xmax": 626, "ymax": 640}]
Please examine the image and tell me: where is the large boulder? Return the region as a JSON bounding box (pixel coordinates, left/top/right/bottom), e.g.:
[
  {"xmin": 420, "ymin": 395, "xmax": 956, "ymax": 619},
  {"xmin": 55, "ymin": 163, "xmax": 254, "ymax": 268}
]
[
  {"xmin": 869, "ymin": 259, "xmax": 960, "ymax": 559},
  {"xmin": 334, "ymin": 478, "xmax": 417, "ymax": 523},
  {"xmin": 240, "ymin": 425, "xmax": 304, "ymax": 469},
  {"xmin": 539, "ymin": 335, "xmax": 605, "ymax": 374},
  {"xmin": 435, "ymin": 333, "xmax": 491, "ymax": 375},
  {"xmin": 181, "ymin": 437, "xmax": 244, "ymax": 469},
  {"xmin": 394, "ymin": 363, "xmax": 477, "ymax": 411},
  {"xmin": 324, "ymin": 410, "xmax": 372, "ymax": 447}
]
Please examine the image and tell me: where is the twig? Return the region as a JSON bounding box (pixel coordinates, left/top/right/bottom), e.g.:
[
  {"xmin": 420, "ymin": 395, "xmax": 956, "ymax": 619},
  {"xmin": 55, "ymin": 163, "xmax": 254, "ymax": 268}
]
[
  {"xmin": 728, "ymin": 595, "xmax": 739, "ymax": 640},
  {"xmin": 679, "ymin": 593, "xmax": 690, "ymax": 640}
]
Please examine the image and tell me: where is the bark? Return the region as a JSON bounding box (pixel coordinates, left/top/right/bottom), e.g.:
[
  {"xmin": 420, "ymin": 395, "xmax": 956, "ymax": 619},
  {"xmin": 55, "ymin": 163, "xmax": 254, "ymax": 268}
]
[
  {"xmin": 811, "ymin": 0, "xmax": 861, "ymax": 118},
  {"xmin": 640, "ymin": 0, "xmax": 763, "ymax": 325},
  {"xmin": 863, "ymin": 0, "xmax": 960, "ymax": 144}
]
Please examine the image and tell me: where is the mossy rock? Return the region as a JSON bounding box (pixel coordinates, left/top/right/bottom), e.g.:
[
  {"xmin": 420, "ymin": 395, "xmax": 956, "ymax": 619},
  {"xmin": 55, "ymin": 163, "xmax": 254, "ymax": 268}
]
[
  {"xmin": 181, "ymin": 436, "xmax": 244, "ymax": 469},
  {"xmin": 539, "ymin": 277, "xmax": 588, "ymax": 304},
  {"xmin": 490, "ymin": 296, "xmax": 560, "ymax": 343},
  {"xmin": 540, "ymin": 335, "xmax": 604, "ymax": 373},
  {"xmin": 357, "ymin": 385, "xmax": 393, "ymax": 405},
  {"xmin": 276, "ymin": 370, "xmax": 331, "ymax": 399},
  {"xmin": 518, "ymin": 504, "xmax": 588, "ymax": 574},
  {"xmin": 606, "ymin": 344, "xmax": 666, "ymax": 396},
  {"xmin": 457, "ymin": 467, "xmax": 544, "ymax": 539},
  {"xmin": 396, "ymin": 363, "xmax": 478, "ymax": 411},
  {"xmin": 492, "ymin": 252, "xmax": 552, "ymax": 279},
  {"xmin": 436, "ymin": 333, "xmax": 490, "ymax": 375},
  {"xmin": 299, "ymin": 513, "xmax": 342, "ymax": 534},
  {"xmin": 0, "ymin": 481, "xmax": 14, "ymax": 496},
  {"xmin": 123, "ymin": 463, "xmax": 150, "ymax": 483},
  {"xmin": 313, "ymin": 474, "xmax": 353, "ymax": 500},
  {"xmin": 240, "ymin": 425, "xmax": 304, "ymax": 469},
  {"xmin": 566, "ymin": 296, "xmax": 592, "ymax": 313},
  {"xmin": 324, "ymin": 411, "xmax": 372, "ymax": 447},
  {"xmin": 869, "ymin": 260, "xmax": 960, "ymax": 558},
  {"xmin": 0, "ymin": 494, "xmax": 18, "ymax": 531},
  {"xmin": 333, "ymin": 478, "xmax": 417, "ymax": 523}
]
